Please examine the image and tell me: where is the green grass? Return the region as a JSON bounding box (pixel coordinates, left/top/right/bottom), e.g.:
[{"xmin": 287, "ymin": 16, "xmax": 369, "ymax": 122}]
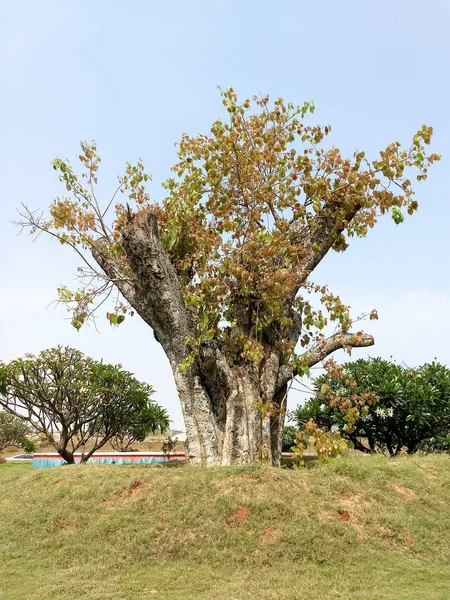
[{"xmin": 1, "ymin": 455, "xmax": 450, "ymax": 599}]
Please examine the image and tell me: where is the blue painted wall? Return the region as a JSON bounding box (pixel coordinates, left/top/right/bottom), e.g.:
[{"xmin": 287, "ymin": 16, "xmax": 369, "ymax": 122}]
[{"xmin": 32, "ymin": 454, "xmax": 185, "ymax": 469}]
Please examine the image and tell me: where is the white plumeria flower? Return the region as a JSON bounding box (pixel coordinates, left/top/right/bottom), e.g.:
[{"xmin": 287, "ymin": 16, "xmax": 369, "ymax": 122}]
[
  {"xmin": 375, "ymin": 407, "xmax": 394, "ymax": 420},
  {"xmin": 335, "ymin": 385, "xmax": 348, "ymax": 396}
]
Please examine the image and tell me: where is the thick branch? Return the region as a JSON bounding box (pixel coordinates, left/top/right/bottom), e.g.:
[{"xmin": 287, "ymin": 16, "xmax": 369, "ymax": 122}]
[
  {"xmin": 91, "ymin": 240, "xmax": 137, "ymax": 306},
  {"xmin": 276, "ymin": 330, "xmax": 374, "ymax": 391},
  {"xmin": 301, "ymin": 331, "xmax": 374, "ymax": 367},
  {"xmin": 119, "ymin": 211, "xmax": 195, "ymax": 363},
  {"xmin": 297, "ymin": 195, "xmax": 363, "ymax": 284}
]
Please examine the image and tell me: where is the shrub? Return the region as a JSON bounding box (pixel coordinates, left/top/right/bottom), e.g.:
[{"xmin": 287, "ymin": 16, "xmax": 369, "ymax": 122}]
[
  {"xmin": 281, "ymin": 426, "xmax": 298, "ymax": 452},
  {"xmin": 110, "ymin": 403, "xmax": 170, "ymax": 452},
  {"xmin": 162, "ymin": 435, "xmax": 177, "ymax": 455},
  {"xmin": 295, "ymin": 358, "xmax": 450, "ymax": 455},
  {"xmin": 0, "ymin": 412, "xmax": 36, "ymax": 453},
  {"xmin": 419, "ymin": 434, "xmax": 450, "ymax": 453}
]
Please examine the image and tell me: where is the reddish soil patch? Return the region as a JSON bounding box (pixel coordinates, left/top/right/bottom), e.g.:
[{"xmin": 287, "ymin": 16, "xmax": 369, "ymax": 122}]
[
  {"xmin": 256, "ymin": 526, "xmax": 279, "ymax": 549},
  {"xmin": 334, "ymin": 497, "xmax": 368, "ymax": 540},
  {"xmin": 377, "ymin": 525, "xmax": 415, "ymax": 550},
  {"xmin": 127, "ymin": 479, "xmax": 144, "ymax": 496},
  {"xmin": 399, "ymin": 533, "xmax": 416, "ymax": 546},
  {"xmin": 387, "ymin": 482, "xmax": 419, "ymax": 500},
  {"xmin": 262, "ymin": 527, "xmax": 278, "ymax": 541},
  {"xmin": 236, "ymin": 506, "xmax": 249, "ymax": 521},
  {"xmin": 226, "ymin": 505, "xmax": 249, "ymax": 528},
  {"xmin": 120, "ymin": 479, "xmax": 145, "ymax": 503},
  {"xmin": 337, "ymin": 509, "xmax": 351, "ymax": 522}
]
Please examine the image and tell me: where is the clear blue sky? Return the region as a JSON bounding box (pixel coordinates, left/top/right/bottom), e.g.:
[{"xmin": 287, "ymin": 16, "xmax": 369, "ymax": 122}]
[{"xmin": 1, "ymin": 0, "xmax": 449, "ymax": 428}]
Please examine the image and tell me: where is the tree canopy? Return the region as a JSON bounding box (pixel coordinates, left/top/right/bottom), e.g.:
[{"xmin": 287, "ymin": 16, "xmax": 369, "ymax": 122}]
[
  {"xmin": 110, "ymin": 403, "xmax": 170, "ymax": 452},
  {"xmin": 21, "ymin": 89, "xmax": 439, "ymax": 372}
]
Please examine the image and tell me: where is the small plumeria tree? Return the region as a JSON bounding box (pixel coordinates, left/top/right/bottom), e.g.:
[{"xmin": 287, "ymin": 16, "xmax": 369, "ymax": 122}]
[
  {"xmin": 0, "ymin": 346, "xmax": 164, "ymax": 463},
  {"xmin": 295, "ymin": 358, "xmax": 450, "ymax": 455}
]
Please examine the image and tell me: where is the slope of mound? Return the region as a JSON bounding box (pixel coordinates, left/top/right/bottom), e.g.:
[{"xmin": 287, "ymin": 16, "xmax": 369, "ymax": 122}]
[{"xmin": 1, "ymin": 455, "xmax": 449, "ymax": 600}]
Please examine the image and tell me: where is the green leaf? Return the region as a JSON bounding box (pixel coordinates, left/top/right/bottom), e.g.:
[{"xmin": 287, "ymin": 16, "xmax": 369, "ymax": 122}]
[
  {"xmin": 71, "ymin": 318, "xmax": 83, "ymax": 331},
  {"xmin": 109, "ymin": 244, "xmax": 126, "ymax": 258},
  {"xmin": 391, "ymin": 207, "xmax": 404, "ymax": 225},
  {"xmin": 107, "ymin": 313, "xmax": 125, "ymax": 326},
  {"xmin": 167, "ymin": 234, "xmax": 177, "ymax": 249}
]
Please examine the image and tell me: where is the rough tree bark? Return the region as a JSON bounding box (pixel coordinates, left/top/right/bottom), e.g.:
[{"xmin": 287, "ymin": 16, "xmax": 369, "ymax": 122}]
[{"xmin": 92, "ymin": 210, "xmax": 374, "ymax": 466}]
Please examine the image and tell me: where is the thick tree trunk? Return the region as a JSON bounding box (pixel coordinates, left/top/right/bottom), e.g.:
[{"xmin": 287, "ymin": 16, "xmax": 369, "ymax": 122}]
[
  {"xmin": 93, "ymin": 210, "xmax": 374, "ymax": 468},
  {"xmin": 348, "ymin": 435, "xmax": 371, "ymax": 454},
  {"xmin": 173, "ymin": 361, "xmax": 286, "ymax": 466},
  {"xmin": 114, "ymin": 211, "xmax": 286, "ymax": 466}
]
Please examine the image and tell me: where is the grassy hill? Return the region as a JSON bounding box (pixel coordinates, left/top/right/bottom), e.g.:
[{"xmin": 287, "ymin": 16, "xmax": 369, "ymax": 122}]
[{"xmin": 1, "ymin": 455, "xmax": 450, "ymax": 600}]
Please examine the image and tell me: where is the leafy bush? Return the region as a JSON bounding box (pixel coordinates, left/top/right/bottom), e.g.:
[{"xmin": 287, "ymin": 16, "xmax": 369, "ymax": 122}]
[
  {"xmin": 281, "ymin": 426, "xmax": 298, "ymax": 452},
  {"xmin": 0, "ymin": 368, "xmax": 7, "ymax": 395},
  {"xmin": 295, "ymin": 358, "xmax": 450, "ymax": 455},
  {"xmin": 161, "ymin": 435, "xmax": 177, "ymax": 455},
  {"xmin": 419, "ymin": 434, "xmax": 450, "ymax": 453},
  {"xmin": 0, "ymin": 412, "xmax": 36, "ymax": 452}
]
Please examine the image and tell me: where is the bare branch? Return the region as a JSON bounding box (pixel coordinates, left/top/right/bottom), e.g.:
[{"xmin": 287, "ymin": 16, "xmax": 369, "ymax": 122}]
[{"xmin": 91, "ymin": 238, "xmax": 137, "ymax": 306}]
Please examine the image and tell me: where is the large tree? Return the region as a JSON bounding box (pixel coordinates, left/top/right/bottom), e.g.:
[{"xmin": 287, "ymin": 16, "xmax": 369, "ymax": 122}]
[
  {"xmin": 0, "ymin": 347, "xmax": 162, "ymax": 464},
  {"xmin": 19, "ymin": 89, "xmax": 439, "ymax": 465}
]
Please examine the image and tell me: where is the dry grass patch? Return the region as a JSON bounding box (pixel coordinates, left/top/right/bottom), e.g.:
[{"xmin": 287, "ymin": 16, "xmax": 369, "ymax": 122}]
[{"xmin": 1, "ymin": 455, "xmax": 450, "ymax": 599}]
